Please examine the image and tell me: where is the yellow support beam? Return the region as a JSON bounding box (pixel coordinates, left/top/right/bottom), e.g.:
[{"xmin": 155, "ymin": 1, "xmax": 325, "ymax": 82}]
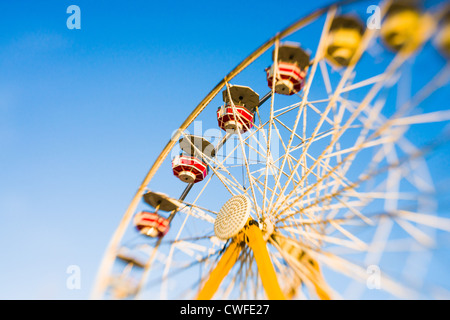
[
  {"xmin": 304, "ymin": 261, "xmax": 332, "ymax": 300},
  {"xmin": 272, "ymin": 234, "xmax": 332, "ymax": 299},
  {"xmin": 244, "ymin": 222, "xmax": 286, "ymax": 300},
  {"xmin": 196, "ymin": 239, "xmax": 243, "ymax": 300},
  {"xmin": 197, "ymin": 221, "xmax": 286, "ymax": 300}
]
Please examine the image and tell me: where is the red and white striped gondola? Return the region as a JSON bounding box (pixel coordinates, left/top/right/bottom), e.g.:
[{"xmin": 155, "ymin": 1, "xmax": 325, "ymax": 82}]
[
  {"xmin": 133, "ymin": 191, "xmax": 181, "ymax": 238},
  {"xmin": 217, "ymin": 85, "xmax": 259, "ymax": 133},
  {"xmin": 134, "ymin": 210, "xmax": 170, "ymax": 238},
  {"xmin": 266, "ymin": 42, "xmax": 310, "ymax": 95},
  {"xmin": 172, "ymin": 135, "xmax": 214, "ymax": 183},
  {"xmin": 172, "ymin": 153, "xmax": 208, "ymax": 183}
]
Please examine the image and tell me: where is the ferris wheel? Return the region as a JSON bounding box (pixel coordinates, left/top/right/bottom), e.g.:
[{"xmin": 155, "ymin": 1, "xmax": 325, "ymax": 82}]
[{"xmin": 92, "ymin": 0, "xmax": 450, "ymax": 300}]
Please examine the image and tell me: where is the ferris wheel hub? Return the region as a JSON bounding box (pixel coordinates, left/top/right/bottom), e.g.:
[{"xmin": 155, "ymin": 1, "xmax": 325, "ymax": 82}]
[
  {"xmin": 214, "ymin": 195, "xmax": 251, "ymax": 240},
  {"xmin": 261, "ymin": 216, "xmax": 275, "ymax": 241}
]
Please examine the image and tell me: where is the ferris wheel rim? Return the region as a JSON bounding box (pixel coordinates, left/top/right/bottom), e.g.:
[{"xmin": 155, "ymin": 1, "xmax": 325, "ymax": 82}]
[
  {"xmin": 91, "ymin": 0, "xmax": 450, "ymax": 300},
  {"xmin": 90, "ymin": 0, "xmax": 360, "ymax": 299}
]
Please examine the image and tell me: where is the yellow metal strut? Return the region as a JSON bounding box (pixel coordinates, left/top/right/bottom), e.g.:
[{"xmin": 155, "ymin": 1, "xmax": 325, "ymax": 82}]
[
  {"xmin": 244, "ymin": 222, "xmax": 286, "ymax": 300},
  {"xmin": 196, "ymin": 238, "xmax": 243, "ymax": 300},
  {"xmin": 196, "ymin": 221, "xmax": 285, "ymax": 300}
]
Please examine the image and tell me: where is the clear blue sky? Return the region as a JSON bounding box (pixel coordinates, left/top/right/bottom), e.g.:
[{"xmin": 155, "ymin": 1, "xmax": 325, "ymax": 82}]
[{"xmin": 0, "ymin": 0, "xmax": 448, "ymax": 300}]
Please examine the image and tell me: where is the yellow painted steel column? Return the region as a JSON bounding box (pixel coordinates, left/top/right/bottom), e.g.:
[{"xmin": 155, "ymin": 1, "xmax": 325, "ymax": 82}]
[
  {"xmin": 307, "ymin": 259, "xmax": 331, "ymax": 300},
  {"xmin": 244, "ymin": 223, "xmax": 286, "ymax": 300},
  {"xmin": 196, "ymin": 239, "xmax": 243, "ymax": 300},
  {"xmin": 312, "ymin": 282, "xmax": 331, "ymax": 300}
]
